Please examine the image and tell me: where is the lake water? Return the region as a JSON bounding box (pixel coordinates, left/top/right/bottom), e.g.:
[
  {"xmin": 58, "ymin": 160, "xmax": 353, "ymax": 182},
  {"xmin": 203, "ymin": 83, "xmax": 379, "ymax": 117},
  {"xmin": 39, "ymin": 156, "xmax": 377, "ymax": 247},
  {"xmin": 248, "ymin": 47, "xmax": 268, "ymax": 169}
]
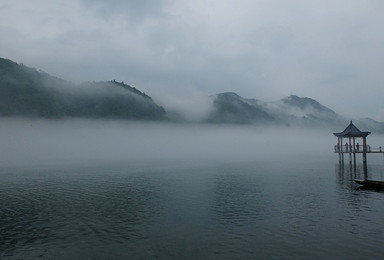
[
  {"xmin": 0, "ymin": 120, "xmax": 384, "ymax": 259},
  {"xmin": 1, "ymin": 158, "xmax": 384, "ymax": 259}
]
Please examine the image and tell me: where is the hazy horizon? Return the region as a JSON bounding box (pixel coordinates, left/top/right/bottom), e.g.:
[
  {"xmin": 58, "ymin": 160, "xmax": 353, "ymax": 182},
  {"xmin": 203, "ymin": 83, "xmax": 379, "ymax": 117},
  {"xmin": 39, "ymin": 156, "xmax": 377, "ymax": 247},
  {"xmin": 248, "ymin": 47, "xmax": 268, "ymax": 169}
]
[
  {"xmin": 3, "ymin": 117, "xmax": 384, "ymax": 170},
  {"xmin": 0, "ymin": 118, "xmax": 339, "ymax": 168}
]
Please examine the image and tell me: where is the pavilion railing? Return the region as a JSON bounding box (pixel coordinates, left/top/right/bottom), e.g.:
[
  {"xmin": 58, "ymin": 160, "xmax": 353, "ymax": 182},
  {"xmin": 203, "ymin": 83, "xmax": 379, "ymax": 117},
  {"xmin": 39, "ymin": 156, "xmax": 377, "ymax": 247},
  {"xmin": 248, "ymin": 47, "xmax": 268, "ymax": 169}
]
[
  {"xmin": 368, "ymin": 146, "xmax": 384, "ymax": 152},
  {"xmin": 334, "ymin": 145, "xmax": 372, "ymax": 153}
]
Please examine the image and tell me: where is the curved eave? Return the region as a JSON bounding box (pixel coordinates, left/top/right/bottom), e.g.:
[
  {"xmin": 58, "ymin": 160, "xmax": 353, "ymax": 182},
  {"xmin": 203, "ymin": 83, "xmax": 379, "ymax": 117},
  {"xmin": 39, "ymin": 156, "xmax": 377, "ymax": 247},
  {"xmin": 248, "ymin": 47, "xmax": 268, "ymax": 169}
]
[{"xmin": 333, "ymin": 132, "xmax": 371, "ymax": 137}]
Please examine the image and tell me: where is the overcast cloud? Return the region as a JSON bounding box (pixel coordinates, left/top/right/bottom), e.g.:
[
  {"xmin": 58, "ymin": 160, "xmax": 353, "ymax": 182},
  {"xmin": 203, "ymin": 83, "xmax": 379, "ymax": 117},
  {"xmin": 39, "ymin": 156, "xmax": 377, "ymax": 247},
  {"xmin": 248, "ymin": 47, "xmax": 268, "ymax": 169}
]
[{"xmin": 1, "ymin": 0, "xmax": 384, "ymax": 119}]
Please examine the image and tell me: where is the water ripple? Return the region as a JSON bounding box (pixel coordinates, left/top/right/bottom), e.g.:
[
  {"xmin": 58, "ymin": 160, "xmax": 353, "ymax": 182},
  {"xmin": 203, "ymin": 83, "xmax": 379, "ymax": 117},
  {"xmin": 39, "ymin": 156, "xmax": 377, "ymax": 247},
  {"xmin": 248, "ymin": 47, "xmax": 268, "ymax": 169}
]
[{"xmin": 1, "ymin": 162, "xmax": 384, "ymax": 259}]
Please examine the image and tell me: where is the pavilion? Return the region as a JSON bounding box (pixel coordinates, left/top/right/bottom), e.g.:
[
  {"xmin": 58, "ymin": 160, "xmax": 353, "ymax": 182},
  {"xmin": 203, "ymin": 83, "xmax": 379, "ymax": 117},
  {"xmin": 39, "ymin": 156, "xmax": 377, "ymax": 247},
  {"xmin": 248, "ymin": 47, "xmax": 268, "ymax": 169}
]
[{"xmin": 333, "ymin": 121, "xmax": 371, "ymax": 164}]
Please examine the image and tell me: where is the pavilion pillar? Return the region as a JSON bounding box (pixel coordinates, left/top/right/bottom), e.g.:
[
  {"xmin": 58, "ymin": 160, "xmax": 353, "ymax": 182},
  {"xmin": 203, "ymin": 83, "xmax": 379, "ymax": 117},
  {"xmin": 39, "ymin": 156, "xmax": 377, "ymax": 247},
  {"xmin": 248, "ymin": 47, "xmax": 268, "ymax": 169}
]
[
  {"xmin": 341, "ymin": 137, "xmax": 344, "ymax": 164},
  {"xmin": 353, "ymin": 137, "xmax": 356, "ymax": 166},
  {"xmin": 337, "ymin": 137, "xmax": 341, "ymax": 164},
  {"xmin": 363, "ymin": 136, "xmax": 367, "ymax": 166},
  {"xmin": 348, "ymin": 137, "xmax": 352, "ymax": 164}
]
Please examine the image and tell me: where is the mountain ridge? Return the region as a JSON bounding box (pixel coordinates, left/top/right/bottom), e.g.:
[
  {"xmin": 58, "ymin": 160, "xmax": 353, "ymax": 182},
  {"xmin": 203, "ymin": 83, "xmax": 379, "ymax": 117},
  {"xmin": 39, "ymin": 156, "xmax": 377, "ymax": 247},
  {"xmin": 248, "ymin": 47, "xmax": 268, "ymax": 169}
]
[
  {"xmin": 208, "ymin": 92, "xmax": 384, "ymax": 132},
  {"xmin": 1, "ymin": 57, "xmax": 383, "ymax": 132}
]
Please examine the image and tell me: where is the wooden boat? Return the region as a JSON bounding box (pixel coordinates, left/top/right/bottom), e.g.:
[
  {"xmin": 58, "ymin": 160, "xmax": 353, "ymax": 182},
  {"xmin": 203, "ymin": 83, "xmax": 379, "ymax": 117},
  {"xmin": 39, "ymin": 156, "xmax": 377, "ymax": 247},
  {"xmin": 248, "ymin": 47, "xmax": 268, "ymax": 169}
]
[{"xmin": 354, "ymin": 179, "xmax": 384, "ymax": 190}]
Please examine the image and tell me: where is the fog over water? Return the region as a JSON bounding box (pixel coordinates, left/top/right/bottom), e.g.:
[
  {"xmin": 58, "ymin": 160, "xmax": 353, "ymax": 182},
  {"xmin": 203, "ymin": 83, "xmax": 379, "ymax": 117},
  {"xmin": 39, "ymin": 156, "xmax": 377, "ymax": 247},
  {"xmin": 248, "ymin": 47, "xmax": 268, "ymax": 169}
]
[{"xmin": 0, "ymin": 118, "xmax": 339, "ymax": 168}]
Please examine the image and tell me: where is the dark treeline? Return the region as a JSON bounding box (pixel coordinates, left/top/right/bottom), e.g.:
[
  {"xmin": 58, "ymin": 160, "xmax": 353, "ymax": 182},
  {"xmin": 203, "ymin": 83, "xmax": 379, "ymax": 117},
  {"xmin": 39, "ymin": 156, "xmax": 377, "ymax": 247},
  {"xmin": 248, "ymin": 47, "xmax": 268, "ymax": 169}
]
[{"xmin": 0, "ymin": 58, "xmax": 166, "ymax": 120}]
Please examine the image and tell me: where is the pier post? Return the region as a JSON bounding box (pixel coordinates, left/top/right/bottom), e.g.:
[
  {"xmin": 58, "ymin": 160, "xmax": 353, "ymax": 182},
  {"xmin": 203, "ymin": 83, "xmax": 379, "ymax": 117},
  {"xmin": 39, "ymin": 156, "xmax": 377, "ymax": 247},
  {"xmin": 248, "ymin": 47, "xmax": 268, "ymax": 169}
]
[
  {"xmin": 337, "ymin": 137, "xmax": 344, "ymax": 164},
  {"xmin": 363, "ymin": 161, "xmax": 368, "ymax": 180},
  {"xmin": 363, "ymin": 136, "xmax": 367, "ymax": 168},
  {"xmin": 363, "ymin": 151, "xmax": 367, "ymax": 164}
]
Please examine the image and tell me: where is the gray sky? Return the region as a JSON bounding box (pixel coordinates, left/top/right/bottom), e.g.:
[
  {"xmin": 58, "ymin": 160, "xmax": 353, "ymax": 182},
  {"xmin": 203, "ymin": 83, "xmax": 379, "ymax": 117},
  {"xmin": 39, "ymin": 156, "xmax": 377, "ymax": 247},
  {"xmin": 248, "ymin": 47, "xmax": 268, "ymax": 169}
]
[{"xmin": 1, "ymin": 0, "xmax": 384, "ymax": 120}]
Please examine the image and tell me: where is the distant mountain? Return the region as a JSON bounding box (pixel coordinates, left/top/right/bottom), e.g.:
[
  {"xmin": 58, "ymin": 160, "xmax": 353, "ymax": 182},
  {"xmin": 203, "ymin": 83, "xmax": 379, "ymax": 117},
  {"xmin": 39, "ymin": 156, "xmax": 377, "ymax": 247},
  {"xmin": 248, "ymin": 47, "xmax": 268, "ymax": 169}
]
[
  {"xmin": 208, "ymin": 92, "xmax": 384, "ymax": 132},
  {"xmin": 0, "ymin": 58, "xmax": 166, "ymax": 120},
  {"xmin": 259, "ymin": 94, "xmax": 344, "ymax": 127},
  {"xmin": 206, "ymin": 92, "xmax": 276, "ymax": 124},
  {"xmin": 208, "ymin": 92, "xmax": 342, "ymax": 126}
]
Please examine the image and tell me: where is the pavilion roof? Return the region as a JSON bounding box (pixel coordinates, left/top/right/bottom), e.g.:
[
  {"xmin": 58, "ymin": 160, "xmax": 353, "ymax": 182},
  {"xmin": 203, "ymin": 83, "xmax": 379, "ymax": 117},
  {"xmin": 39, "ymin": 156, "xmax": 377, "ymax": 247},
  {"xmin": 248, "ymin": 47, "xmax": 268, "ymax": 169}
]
[{"xmin": 333, "ymin": 121, "xmax": 370, "ymax": 137}]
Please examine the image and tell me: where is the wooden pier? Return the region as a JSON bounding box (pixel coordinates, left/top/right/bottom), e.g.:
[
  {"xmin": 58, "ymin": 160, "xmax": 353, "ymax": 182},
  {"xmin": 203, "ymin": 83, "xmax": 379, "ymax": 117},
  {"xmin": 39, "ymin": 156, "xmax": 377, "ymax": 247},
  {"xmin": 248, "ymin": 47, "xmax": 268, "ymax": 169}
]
[{"xmin": 334, "ymin": 145, "xmax": 384, "ymax": 154}]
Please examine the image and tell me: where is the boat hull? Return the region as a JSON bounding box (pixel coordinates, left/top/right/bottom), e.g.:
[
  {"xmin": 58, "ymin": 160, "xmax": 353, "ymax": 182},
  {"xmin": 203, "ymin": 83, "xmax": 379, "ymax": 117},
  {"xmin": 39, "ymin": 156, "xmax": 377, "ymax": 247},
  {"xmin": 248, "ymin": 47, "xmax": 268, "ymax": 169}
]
[{"xmin": 354, "ymin": 179, "xmax": 384, "ymax": 190}]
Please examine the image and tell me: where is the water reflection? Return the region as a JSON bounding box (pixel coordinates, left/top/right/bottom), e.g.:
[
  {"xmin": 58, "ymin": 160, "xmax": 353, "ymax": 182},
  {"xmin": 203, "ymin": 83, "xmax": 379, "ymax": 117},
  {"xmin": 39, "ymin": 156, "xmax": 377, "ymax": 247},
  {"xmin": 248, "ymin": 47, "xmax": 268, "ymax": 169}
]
[
  {"xmin": 335, "ymin": 161, "xmax": 384, "ymax": 217},
  {"xmin": 333, "ymin": 162, "xmax": 384, "ymax": 260},
  {"xmin": 336, "ymin": 161, "xmax": 384, "ymax": 186}
]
